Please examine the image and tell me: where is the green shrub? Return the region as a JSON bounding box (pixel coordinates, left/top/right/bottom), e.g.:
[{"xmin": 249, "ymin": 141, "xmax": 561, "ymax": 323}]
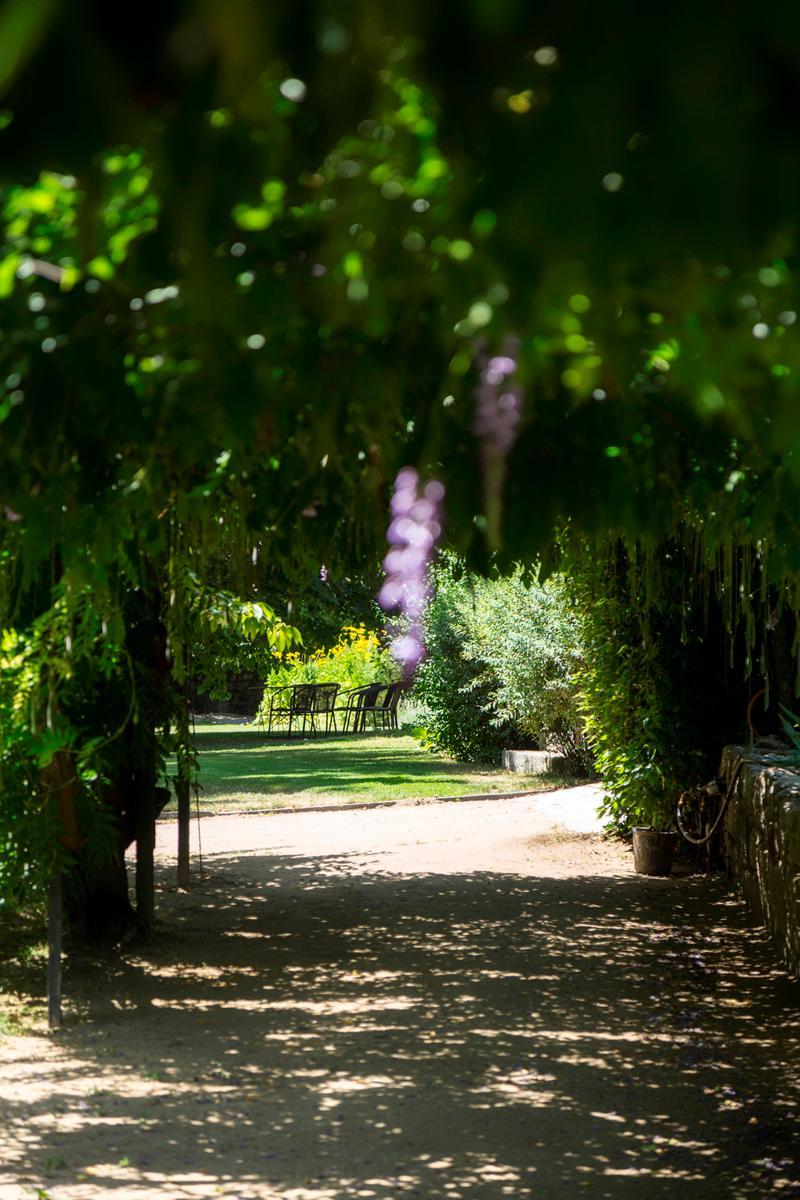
[
  {"xmin": 569, "ymin": 541, "xmax": 729, "ymax": 830},
  {"xmin": 412, "ymin": 558, "xmax": 586, "ymax": 765},
  {"xmin": 462, "ymin": 569, "xmax": 588, "ymax": 765},
  {"xmin": 412, "ymin": 567, "xmax": 514, "ymax": 762},
  {"xmin": 0, "ymin": 607, "xmax": 120, "ymax": 914}
]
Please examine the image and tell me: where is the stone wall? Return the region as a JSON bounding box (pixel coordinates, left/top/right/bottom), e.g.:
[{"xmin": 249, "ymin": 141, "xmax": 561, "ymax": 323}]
[{"xmin": 721, "ymin": 742, "xmax": 800, "ymax": 977}]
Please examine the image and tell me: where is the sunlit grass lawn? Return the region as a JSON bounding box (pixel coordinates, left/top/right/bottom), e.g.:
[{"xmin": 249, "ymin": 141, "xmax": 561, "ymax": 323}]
[{"xmin": 162, "ymin": 728, "xmax": 585, "ymax": 815}]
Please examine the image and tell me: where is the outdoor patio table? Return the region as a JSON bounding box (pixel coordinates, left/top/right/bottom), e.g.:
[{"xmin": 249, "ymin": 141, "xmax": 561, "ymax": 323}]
[{"xmin": 262, "ymin": 682, "xmax": 340, "ymax": 737}]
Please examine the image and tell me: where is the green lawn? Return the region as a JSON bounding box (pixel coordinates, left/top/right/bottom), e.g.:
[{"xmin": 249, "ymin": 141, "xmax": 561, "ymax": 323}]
[{"xmin": 163, "ymin": 728, "xmax": 584, "ymax": 815}]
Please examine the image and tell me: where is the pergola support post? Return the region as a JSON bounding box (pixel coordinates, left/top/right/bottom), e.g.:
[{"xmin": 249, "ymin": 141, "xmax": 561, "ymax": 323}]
[{"xmin": 47, "ymin": 871, "xmax": 63, "ymax": 1030}]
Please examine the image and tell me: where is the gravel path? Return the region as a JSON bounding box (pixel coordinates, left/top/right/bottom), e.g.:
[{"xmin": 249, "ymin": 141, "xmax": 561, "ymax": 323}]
[{"xmin": 1, "ymin": 786, "xmax": 798, "ymax": 1199}]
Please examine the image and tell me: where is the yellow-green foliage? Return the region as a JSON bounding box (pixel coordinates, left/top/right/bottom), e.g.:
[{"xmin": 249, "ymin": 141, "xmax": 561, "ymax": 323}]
[{"xmin": 256, "ymin": 625, "xmax": 397, "ymax": 719}]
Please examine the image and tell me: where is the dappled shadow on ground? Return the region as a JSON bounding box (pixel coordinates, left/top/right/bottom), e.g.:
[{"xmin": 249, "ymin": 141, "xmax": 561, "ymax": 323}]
[{"xmin": 2, "ymin": 850, "xmax": 799, "ymax": 1199}]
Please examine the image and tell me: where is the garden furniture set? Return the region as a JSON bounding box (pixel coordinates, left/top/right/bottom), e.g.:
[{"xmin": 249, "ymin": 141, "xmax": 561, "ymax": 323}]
[{"xmin": 259, "ymin": 680, "xmax": 407, "ymax": 738}]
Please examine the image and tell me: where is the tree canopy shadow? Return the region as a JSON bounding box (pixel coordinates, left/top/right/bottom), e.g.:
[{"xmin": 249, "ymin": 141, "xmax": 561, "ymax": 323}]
[{"xmin": 2, "ymin": 848, "xmax": 799, "ymax": 1199}]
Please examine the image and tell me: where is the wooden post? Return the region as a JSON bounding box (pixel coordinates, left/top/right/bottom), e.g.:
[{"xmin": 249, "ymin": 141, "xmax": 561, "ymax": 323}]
[
  {"xmin": 135, "ymin": 777, "xmax": 155, "ymax": 936},
  {"xmin": 128, "ymin": 582, "xmax": 165, "ymax": 938},
  {"xmin": 47, "ymin": 872, "xmax": 63, "ymax": 1030},
  {"xmin": 176, "ymin": 770, "xmax": 191, "ymax": 887}
]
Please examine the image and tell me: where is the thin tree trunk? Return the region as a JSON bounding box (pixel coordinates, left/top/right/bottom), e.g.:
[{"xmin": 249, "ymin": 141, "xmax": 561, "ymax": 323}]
[
  {"xmin": 47, "ymin": 873, "xmax": 63, "ymax": 1030},
  {"xmin": 127, "ymin": 580, "xmax": 169, "ymax": 939},
  {"xmin": 175, "ymin": 769, "xmax": 191, "ymax": 887},
  {"xmin": 134, "ymin": 769, "xmax": 156, "ymax": 935}
]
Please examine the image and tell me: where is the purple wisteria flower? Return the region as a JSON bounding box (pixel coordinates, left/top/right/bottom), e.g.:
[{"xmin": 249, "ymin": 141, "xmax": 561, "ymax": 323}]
[
  {"xmin": 473, "ymin": 335, "xmax": 524, "ymax": 545},
  {"xmin": 474, "ymin": 335, "xmax": 524, "ymax": 457},
  {"xmin": 378, "ymin": 467, "xmax": 445, "ymax": 675}
]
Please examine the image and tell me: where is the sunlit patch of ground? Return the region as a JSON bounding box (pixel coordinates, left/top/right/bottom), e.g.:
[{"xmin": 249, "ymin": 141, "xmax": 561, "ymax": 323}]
[{"xmin": 161, "ymin": 730, "xmax": 589, "ymax": 814}]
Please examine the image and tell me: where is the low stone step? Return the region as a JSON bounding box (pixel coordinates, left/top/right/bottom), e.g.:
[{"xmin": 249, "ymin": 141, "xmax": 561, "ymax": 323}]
[{"xmin": 502, "ymin": 749, "xmax": 565, "ymax": 774}]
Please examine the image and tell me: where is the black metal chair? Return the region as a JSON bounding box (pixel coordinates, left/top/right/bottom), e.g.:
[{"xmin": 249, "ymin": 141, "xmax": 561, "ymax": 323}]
[
  {"xmin": 336, "ymin": 682, "xmax": 387, "ymax": 733},
  {"xmin": 311, "ymin": 682, "xmax": 340, "ymax": 734},
  {"xmin": 358, "ymin": 680, "xmax": 409, "ymax": 731},
  {"xmin": 381, "ymin": 680, "xmax": 410, "ymax": 730}
]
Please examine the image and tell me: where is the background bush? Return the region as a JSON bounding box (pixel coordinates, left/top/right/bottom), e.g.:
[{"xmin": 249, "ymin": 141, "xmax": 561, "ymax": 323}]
[
  {"xmin": 257, "ymin": 624, "xmax": 396, "ymax": 721},
  {"xmin": 412, "ymin": 558, "xmax": 587, "ymax": 765},
  {"xmin": 411, "ymin": 566, "xmax": 515, "ymax": 762}
]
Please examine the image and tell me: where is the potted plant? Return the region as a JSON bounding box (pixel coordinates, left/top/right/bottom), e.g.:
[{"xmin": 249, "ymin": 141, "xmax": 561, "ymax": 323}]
[{"xmin": 631, "ymin": 790, "xmax": 678, "ymax": 876}]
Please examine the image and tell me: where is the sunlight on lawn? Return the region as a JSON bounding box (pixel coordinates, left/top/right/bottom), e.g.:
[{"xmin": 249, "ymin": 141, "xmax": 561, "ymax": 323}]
[{"xmin": 163, "ymin": 732, "xmax": 580, "ymax": 813}]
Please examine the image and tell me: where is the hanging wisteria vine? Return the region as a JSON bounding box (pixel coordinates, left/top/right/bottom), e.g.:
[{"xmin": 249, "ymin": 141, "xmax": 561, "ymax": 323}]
[
  {"xmin": 474, "ymin": 335, "xmax": 524, "ymax": 547},
  {"xmin": 378, "ymin": 467, "xmax": 445, "ymax": 675}
]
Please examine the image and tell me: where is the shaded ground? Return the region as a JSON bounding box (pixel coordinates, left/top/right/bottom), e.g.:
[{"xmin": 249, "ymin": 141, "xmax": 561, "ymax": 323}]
[
  {"xmin": 1, "ymin": 788, "xmax": 799, "ymax": 1199},
  {"xmin": 164, "ymin": 731, "xmax": 583, "ymax": 814}
]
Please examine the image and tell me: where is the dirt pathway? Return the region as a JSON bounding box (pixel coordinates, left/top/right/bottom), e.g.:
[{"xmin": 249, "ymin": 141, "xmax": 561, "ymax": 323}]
[{"xmin": 1, "ymin": 788, "xmax": 799, "ymax": 1199}]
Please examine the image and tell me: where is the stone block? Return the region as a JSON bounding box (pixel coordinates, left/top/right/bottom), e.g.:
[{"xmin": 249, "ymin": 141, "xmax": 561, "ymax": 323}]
[{"xmin": 502, "ymin": 749, "xmax": 565, "ymax": 774}]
